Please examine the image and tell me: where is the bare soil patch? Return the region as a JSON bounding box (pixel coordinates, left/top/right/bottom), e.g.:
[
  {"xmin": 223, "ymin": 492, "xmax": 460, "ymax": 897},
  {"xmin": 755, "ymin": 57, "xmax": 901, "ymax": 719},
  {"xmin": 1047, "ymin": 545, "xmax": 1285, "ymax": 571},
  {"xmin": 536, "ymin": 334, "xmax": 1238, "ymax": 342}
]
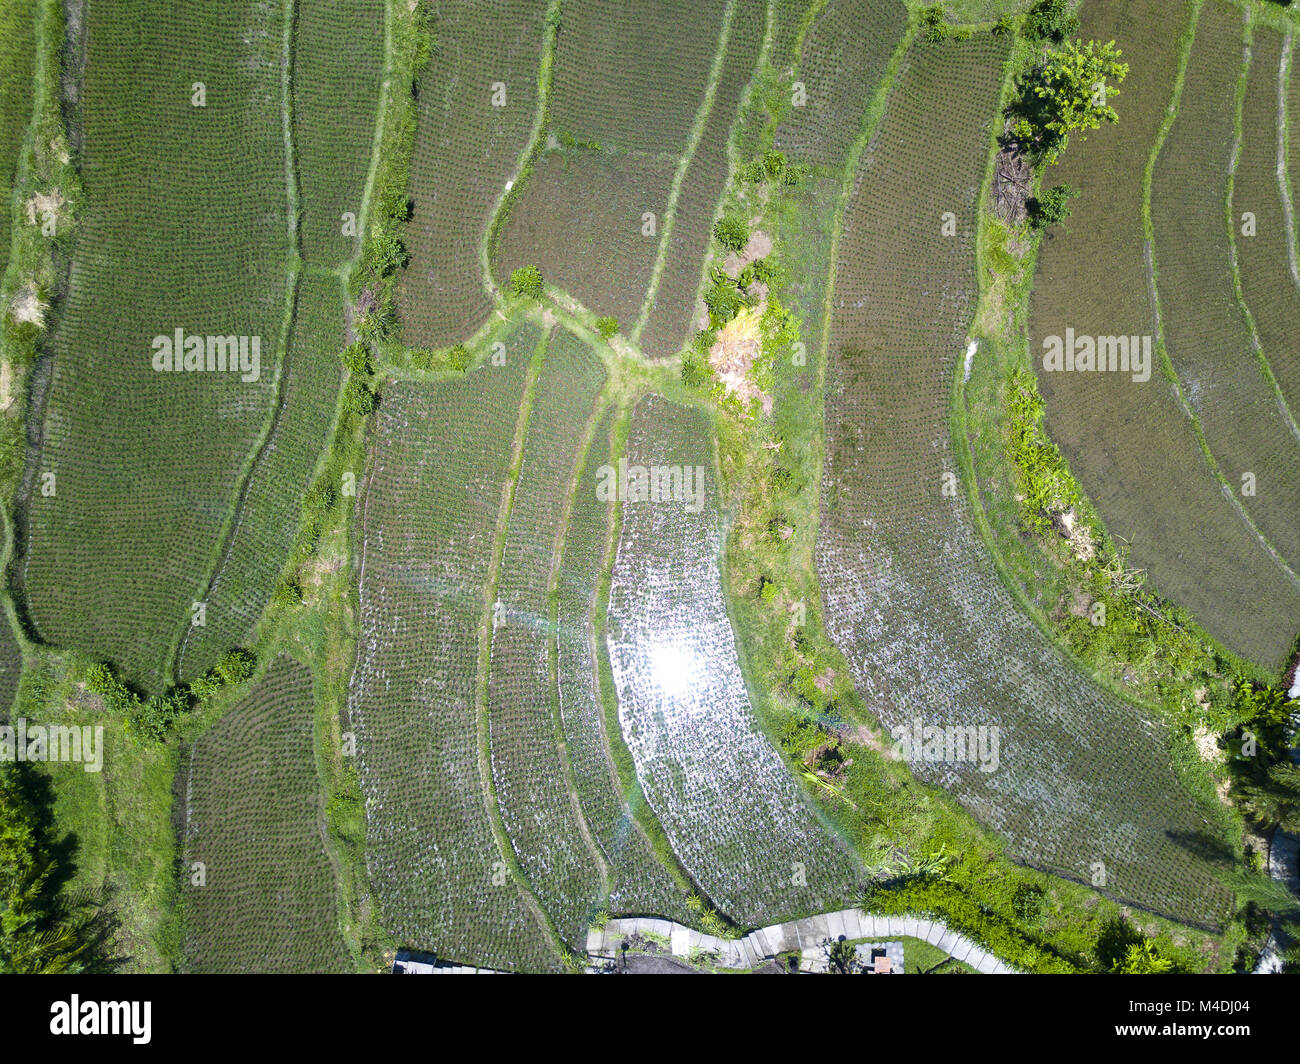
[{"xmin": 708, "ymin": 307, "xmax": 771, "ymax": 415}]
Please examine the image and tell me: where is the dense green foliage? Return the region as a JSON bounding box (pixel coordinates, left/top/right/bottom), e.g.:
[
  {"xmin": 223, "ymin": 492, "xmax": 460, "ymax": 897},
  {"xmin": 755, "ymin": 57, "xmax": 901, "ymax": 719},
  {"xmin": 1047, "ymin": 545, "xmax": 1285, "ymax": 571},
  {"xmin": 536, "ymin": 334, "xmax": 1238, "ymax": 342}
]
[
  {"xmin": 0, "ymin": 765, "xmax": 111, "ymax": 972},
  {"xmin": 1022, "ymin": 0, "xmax": 1078, "ymax": 43},
  {"xmin": 510, "ymin": 263, "xmax": 545, "ymax": 299},
  {"xmin": 1005, "ymin": 367, "xmax": 1079, "ymax": 532},
  {"xmin": 712, "ymin": 214, "xmax": 750, "ymax": 254},
  {"xmin": 87, "ymin": 650, "xmax": 255, "ymax": 744},
  {"xmin": 1027, "ymin": 183, "xmax": 1078, "ymax": 229},
  {"xmin": 1014, "ymin": 39, "xmax": 1129, "ymax": 165}
]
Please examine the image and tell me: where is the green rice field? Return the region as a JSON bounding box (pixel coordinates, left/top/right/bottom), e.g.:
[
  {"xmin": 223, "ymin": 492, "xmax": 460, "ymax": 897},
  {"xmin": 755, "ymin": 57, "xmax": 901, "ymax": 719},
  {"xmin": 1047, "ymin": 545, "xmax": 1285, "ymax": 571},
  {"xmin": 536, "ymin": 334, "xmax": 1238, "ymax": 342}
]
[{"xmin": 2, "ymin": 0, "xmax": 1296, "ymax": 983}]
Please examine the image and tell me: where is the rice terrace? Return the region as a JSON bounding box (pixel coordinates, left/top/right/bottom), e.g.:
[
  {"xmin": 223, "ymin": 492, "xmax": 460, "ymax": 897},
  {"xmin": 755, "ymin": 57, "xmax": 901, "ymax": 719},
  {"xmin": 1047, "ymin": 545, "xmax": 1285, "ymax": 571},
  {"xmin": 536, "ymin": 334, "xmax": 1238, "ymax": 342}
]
[{"xmin": 5, "ymin": 0, "xmax": 1300, "ymax": 992}]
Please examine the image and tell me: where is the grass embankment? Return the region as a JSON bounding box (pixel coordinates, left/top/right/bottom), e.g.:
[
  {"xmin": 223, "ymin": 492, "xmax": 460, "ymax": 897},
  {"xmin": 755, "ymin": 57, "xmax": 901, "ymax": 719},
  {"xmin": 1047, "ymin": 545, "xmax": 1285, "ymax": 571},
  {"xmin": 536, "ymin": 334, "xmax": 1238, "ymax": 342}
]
[{"xmin": 0, "ymin": 0, "xmax": 76, "ymax": 497}]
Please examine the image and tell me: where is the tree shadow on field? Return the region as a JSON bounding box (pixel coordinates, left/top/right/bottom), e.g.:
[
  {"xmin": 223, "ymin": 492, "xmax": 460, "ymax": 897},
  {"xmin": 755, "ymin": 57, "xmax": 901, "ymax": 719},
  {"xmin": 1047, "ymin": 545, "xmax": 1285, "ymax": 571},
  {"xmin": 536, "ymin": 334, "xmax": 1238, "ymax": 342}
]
[
  {"xmin": 7, "ymin": 762, "xmax": 124, "ymax": 972},
  {"xmin": 1163, "ymin": 828, "xmax": 1237, "ymax": 869},
  {"xmin": 1095, "ymin": 916, "xmax": 1145, "ymax": 971}
]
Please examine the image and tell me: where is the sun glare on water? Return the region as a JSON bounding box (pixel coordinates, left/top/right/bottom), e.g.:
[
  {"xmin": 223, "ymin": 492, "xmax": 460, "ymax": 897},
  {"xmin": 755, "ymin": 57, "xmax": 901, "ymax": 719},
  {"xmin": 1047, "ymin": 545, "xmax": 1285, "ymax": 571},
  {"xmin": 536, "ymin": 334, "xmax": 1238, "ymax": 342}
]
[{"xmin": 649, "ymin": 640, "xmax": 701, "ymax": 699}]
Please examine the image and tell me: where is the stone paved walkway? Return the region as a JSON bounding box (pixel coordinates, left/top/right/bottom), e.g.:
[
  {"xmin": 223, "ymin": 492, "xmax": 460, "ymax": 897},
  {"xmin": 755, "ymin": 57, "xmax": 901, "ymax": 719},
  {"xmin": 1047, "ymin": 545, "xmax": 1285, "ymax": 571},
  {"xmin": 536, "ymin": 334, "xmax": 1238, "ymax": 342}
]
[{"xmin": 587, "ymin": 909, "xmax": 1019, "ymax": 973}]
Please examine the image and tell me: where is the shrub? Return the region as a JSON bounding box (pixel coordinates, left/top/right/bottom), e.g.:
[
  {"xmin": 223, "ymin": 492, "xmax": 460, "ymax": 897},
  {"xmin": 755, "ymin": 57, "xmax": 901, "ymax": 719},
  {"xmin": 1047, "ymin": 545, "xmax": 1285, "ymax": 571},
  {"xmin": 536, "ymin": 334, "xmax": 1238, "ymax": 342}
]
[
  {"xmin": 509, "ymin": 264, "xmax": 544, "ymax": 299},
  {"xmin": 272, "ymin": 579, "xmax": 304, "ymax": 609},
  {"xmin": 1005, "ymin": 367, "xmax": 1079, "ymax": 532},
  {"xmin": 712, "ymin": 215, "xmax": 749, "ymax": 254},
  {"xmin": 919, "ymin": 5, "xmax": 948, "ymax": 43},
  {"xmin": 1027, "ymin": 183, "xmax": 1079, "ymax": 229},
  {"xmin": 751, "ymin": 256, "xmax": 777, "ymax": 283},
  {"xmin": 126, "ymin": 688, "xmax": 188, "ymax": 744},
  {"xmin": 1012, "ymin": 883, "xmax": 1046, "ymax": 924},
  {"xmin": 1023, "ymin": 0, "xmax": 1078, "ymax": 43},
  {"xmin": 682, "ymin": 347, "xmax": 711, "ymax": 389},
  {"xmin": 343, "ymin": 376, "xmax": 377, "ymax": 416},
  {"xmin": 780, "ymin": 163, "xmax": 809, "ymax": 187},
  {"xmin": 366, "ymin": 229, "xmax": 408, "ymax": 276},
  {"xmin": 702, "ymin": 278, "xmax": 743, "ymax": 325},
  {"xmin": 340, "ymin": 342, "xmax": 372, "ymax": 374},
  {"xmin": 213, "ymin": 649, "xmax": 255, "ymax": 686},
  {"xmin": 1112, "ymin": 939, "xmax": 1173, "ymax": 974},
  {"xmin": 448, "ymin": 343, "xmax": 471, "ymax": 371},
  {"xmin": 594, "ymin": 316, "xmax": 619, "ymax": 340}
]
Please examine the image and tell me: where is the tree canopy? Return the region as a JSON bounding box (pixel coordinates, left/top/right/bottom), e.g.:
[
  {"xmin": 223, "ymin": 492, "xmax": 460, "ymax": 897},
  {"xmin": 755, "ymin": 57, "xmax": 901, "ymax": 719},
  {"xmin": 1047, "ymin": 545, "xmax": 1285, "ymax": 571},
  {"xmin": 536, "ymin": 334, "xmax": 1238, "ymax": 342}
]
[
  {"xmin": 0, "ymin": 766, "xmax": 112, "ymax": 973},
  {"xmin": 1014, "ymin": 40, "xmax": 1129, "ymax": 166}
]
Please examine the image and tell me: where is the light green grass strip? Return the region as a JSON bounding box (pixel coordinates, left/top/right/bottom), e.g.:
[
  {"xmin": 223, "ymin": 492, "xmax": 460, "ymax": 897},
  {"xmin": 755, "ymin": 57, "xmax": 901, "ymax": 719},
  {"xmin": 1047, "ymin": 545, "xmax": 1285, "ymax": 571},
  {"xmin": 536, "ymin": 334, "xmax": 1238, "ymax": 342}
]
[
  {"xmin": 474, "ymin": 329, "xmax": 572, "ymax": 966},
  {"xmin": 631, "ymin": 0, "xmax": 740, "ymax": 343},
  {"xmin": 1227, "ymin": 21, "xmax": 1300, "ymax": 442},
  {"xmin": 1142, "ymin": 0, "xmax": 1300, "ymax": 590},
  {"xmin": 479, "ymin": 0, "xmax": 562, "ymax": 303}
]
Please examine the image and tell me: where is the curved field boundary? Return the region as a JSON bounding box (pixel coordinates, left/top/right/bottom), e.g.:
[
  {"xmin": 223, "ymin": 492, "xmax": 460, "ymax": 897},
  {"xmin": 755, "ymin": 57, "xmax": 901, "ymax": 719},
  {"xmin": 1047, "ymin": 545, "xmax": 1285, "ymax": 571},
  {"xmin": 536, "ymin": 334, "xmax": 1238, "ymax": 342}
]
[
  {"xmin": 1027, "ymin": 0, "xmax": 1300, "ymax": 670},
  {"xmin": 0, "ymin": 0, "xmax": 34, "ymax": 280},
  {"xmin": 175, "ymin": 0, "xmax": 387, "ymax": 679},
  {"xmin": 586, "ymin": 909, "xmax": 1017, "ymax": 973},
  {"xmin": 637, "ymin": 0, "xmax": 767, "ymax": 358},
  {"xmin": 773, "ymin": 0, "xmax": 908, "ymax": 174},
  {"xmin": 347, "ymin": 321, "xmax": 560, "ymax": 971},
  {"xmin": 168, "ymin": 0, "xmax": 308, "ymax": 680},
  {"xmin": 607, "ymin": 394, "xmax": 861, "ymax": 925},
  {"xmin": 1150, "ymin": 0, "xmax": 1300, "ymax": 575},
  {"xmin": 553, "ymin": 401, "xmax": 700, "ymax": 924},
  {"xmin": 1235, "ymin": 26, "xmax": 1300, "ymax": 436},
  {"xmin": 292, "ymin": 0, "xmax": 386, "ymax": 267},
  {"xmin": 631, "ymin": 0, "xmax": 741, "ymax": 342},
  {"xmin": 819, "ymin": 30, "xmax": 1231, "ymax": 927},
  {"xmin": 176, "ymin": 274, "xmax": 346, "ymax": 679},
  {"xmin": 18, "ymin": 0, "xmax": 295, "ymax": 691},
  {"xmin": 485, "ymin": 327, "xmax": 609, "ymax": 947},
  {"xmin": 178, "ymin": 655, "xmax": 352, "ymax": 973},
  {"xmin": 397, "ymin": 0, "xmax": 549, "ymax": 345},
  {"xmin": 478, "ymin": 0, "xmax": 561, "ymax": 307},
  {"xmin": 1228, "ymin": 24, "xmax": 1300, "ymax": 441}
]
